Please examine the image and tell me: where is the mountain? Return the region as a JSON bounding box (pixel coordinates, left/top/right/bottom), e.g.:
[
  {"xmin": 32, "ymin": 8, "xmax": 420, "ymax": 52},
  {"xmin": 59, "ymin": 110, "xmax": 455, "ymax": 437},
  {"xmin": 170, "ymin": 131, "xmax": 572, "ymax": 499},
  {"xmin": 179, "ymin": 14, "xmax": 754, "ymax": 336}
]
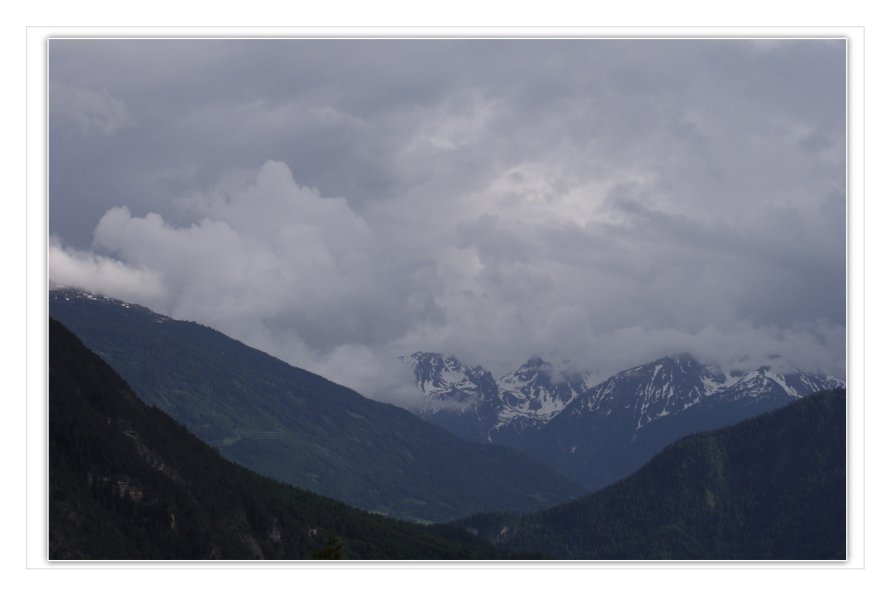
[
  {"xmin": 456, "ymin": 388, "xmax": 846, "ymax": 560},
  {"xmin": 404, "ymin": 352, "xmax": 592, "ymax": 443},
  {"xmin": 404, "ymin": 351, "xmax": 842, "ymax": 492},
  {"xmin": 494, "ymin": 356, "xmax": 591, "ymax": 434},
  {"xmin": 49, "ymin": 318, "xmax": 503, "ymax": 560},
  {"xmin": 49, "ymin": 289, "xmax": 583, "ymax": 523},
  {"xmin": 527, "ymin": 354, "xmax": 843, "ymax": 490},
  {"xmin": 400, "ymin": 352, "xmax": 502, "ymax": 443}
]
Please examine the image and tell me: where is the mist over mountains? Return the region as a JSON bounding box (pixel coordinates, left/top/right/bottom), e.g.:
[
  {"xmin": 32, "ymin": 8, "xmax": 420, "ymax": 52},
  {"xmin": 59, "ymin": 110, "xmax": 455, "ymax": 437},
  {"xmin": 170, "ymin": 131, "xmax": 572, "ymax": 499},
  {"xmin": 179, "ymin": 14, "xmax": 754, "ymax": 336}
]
[
  {"xmin": 52, "ymin": 287, "xmax": 844, "ymax": 496},
  {"xmin": 49, "ymin": 307, "xmax": 846, "ymax": 559},
  {"xmin": 45, "ymin": 38, "xmax": 847, "ymax": 562},
  {"xmin": 49, "ymin": 287, "xmax": 847, "ymax": 559}
]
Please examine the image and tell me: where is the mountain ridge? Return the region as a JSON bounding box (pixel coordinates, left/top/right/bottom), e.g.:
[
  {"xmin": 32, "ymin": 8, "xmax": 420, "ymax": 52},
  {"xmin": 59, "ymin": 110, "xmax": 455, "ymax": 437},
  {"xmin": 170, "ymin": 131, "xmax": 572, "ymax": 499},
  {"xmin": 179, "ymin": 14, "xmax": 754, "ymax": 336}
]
[
  {"xmin": 403, "ymin": 349, "xmax": 842, "ymax": 490},
  {"xmin": 49, "ymin": 317, "xmax": 504, "ymax": 559},
  {"xmin": 405, "ymin": 350, "xmax": 842, "ymax": 435},
  {"xmin": 49, "ymin": 288, "xmax": 583, "ymax": 523},
  {"xmin": 404, "ymin": 351, "xmax": 596, "ymax": 442}
]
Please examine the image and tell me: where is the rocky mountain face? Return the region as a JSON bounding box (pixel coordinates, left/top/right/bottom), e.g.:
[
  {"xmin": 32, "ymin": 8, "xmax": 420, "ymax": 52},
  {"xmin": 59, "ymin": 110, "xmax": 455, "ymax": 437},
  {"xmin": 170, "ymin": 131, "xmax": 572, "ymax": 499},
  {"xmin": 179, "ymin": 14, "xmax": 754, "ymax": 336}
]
[
  {"xmin": 495, "ymin": 356, "xmax": 592, "ymax": 433},
  {"xmin": 404, "ymin": 352, "xmax": 594, "ymax": 443},
  {"xmin": 398, "ymin": 352, "xmax": 502, "ymax": 443}
]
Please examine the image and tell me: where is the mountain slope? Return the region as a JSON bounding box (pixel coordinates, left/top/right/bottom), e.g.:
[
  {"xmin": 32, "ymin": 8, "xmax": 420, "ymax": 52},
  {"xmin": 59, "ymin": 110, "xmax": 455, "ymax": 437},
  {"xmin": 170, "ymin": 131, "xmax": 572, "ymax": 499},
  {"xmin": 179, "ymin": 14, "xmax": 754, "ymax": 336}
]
[
  {"xmin": 528, "ymin": 355, "xmax": 843, "ymax": 490},
  {"xmin": 405, "ymin": 351, "xmax": 842, "ymax": 492},
  {"xmin": 49, "ymin": 289, "xmax": 582, "ymax": 522},
  {"xmin": 456, "ymin": 388, "xmax": 846, "ymax": 560},
  {"xmin": 49, "ymin": 318, "xmax": 503, "ymax": 560}
]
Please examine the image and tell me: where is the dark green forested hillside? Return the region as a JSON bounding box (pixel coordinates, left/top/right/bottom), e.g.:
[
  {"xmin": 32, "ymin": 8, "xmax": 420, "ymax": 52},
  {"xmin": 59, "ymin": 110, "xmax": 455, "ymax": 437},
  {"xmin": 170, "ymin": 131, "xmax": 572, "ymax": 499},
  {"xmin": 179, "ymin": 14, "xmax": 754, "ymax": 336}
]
[
  {"xmin": 49, "ymin": 318, "xmax": 503, "ymax": 559},
  {"xmin": 456, "ymin": 388, "xmax": 846, "ymax": 560},
  {"xmin": 49, "ymin": 289, "xmax": 582, "ymax": 522}
]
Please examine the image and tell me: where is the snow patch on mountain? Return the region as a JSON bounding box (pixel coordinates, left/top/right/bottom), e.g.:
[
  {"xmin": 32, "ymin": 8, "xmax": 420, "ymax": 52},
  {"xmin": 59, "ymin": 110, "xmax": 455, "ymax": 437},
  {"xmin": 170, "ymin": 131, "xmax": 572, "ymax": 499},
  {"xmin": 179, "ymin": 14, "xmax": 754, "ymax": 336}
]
[
  {"xmin": 400, "ymin": 352, "xmax": 495, "ymax": 415},
  {"xmin": 493, "ymin": 356, "xmax": 593, "ymax": 430},
  {"xmin": 574, "ymin": 355, "xmax": 843, "ymax": 430},
  {"xmin": 402, "ymin": 352, "xmax": 594, "ymax": 434}
]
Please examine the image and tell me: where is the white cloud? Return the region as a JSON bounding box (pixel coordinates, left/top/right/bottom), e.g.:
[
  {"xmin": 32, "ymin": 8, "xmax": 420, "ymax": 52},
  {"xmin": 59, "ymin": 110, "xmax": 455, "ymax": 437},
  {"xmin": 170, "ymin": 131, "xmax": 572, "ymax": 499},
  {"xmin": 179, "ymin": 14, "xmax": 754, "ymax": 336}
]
[
  {"xmin": 50, "ymin": 155, "xmax": 846, "ymax": 402},
  {"xmin": 51, "ymin": 161, "xmax": 427, "ymax": 401},
  {"xmin": 48, "ymin": 237, "xmax": 164, "ymax": 302}
]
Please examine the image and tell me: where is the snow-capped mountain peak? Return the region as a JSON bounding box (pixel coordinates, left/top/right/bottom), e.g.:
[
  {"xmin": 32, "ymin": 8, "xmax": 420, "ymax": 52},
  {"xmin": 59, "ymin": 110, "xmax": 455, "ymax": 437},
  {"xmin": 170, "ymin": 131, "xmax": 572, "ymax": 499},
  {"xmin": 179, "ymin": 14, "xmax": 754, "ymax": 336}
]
[
  {"xmin": 571, "ymin": 355, "xmax": 844, "ymax": 430},
  {"xmin": 575, "ymin": 354, "xmax": 721, "ymax": 429},
  {"xmin": 494, "ymin": 357, "xmax": 591, "ymax": 429},
  {"xmin": 402, "ymin": 352, "xmax": 594, "ymax": 436},
  {"xmin": 401, "ymin": 352, "xmax": 498, "ymax": 415},
  {"xmin": 402, "ymin": 350, "xmax": 844, "ymax": 444},
  {"xmin": 715, "ymin": 365, "xmax": 844, "ymax": 401}
]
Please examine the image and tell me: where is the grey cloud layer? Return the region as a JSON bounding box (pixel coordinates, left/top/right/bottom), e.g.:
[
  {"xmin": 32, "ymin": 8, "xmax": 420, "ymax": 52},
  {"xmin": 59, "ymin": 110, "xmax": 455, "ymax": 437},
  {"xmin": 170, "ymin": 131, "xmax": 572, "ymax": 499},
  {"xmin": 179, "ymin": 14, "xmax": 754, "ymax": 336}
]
[{"xmin": 48, "ymin": 39, "xmax": 845, "ymax": 398}]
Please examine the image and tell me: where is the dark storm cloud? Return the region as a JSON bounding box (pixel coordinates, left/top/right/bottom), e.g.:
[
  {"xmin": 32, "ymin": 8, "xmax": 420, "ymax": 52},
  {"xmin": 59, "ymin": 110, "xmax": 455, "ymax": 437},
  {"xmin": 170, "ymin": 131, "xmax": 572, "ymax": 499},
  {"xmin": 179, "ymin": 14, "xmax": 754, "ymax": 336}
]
[{"xmin": 48, "ymin": 38, "xmax": 846, "ymax": 398}]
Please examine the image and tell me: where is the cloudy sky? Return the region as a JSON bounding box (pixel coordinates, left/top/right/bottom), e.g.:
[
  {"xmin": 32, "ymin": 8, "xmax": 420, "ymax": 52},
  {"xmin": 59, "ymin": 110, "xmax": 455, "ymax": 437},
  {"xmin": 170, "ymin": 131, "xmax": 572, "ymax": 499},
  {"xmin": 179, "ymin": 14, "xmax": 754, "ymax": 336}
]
[{"xmin": 48, "ymin": 39, "xmax": 846, "ymax": 402}]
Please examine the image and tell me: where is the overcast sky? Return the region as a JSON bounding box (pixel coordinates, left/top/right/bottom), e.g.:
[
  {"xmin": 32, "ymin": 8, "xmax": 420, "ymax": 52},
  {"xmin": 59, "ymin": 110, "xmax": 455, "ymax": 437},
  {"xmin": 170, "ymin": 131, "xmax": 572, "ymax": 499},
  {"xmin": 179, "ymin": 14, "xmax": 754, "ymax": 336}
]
[{"xmin": 47, "ymin": 39, "xmax": 846, "ymax": 402}]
